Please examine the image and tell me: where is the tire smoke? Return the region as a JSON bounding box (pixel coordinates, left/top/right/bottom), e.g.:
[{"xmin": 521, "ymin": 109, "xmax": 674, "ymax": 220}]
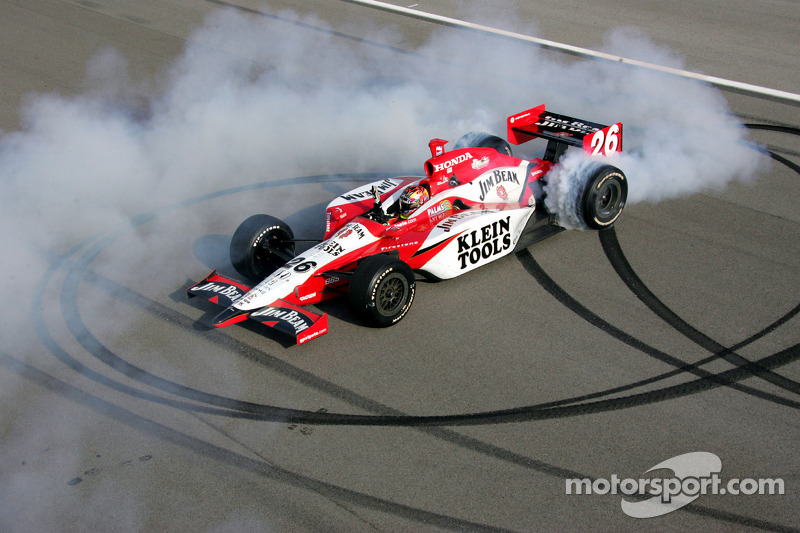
[
  {"xmin": 0, "ymin": 7, "xmax": 765, "ymax": 324},
  {"xmin": 543, "ymin": 155, "xmax": 610, "ymax": 230}
]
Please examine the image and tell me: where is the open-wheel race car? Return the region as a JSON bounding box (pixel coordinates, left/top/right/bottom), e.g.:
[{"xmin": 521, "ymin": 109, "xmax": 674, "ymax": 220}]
[{"xmin": 187, "ymin": 105, "xmax": 628, "ymax": 344}]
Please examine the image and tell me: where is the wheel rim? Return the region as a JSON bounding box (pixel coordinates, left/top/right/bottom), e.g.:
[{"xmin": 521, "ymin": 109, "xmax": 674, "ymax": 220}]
[
  {"xmin": 595, "ymin": 180, "xmax": 623, "ymax": 220},
  {"xmin": 376, "ymin": 273, "xmax": 408, "ymax": 317},
  {"xmin": 254, "ymin": 230, "xmax": 292, "ymax": 267}
]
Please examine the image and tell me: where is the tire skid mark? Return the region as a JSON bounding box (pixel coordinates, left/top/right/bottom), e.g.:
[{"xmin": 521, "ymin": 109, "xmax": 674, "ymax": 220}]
[
  {"xmin": 515, "ymin": 249, "xmax": 800, "ymax": 409},
  {"xmin": 599, "ymin": 227, "xmax": 800, "ymax": 396},
  {"xmin": 29, "ymin": 256, "xmax": 800, "ymax": 532},
  {"xmin": 32, "ymin": 251, "xmax": 270, "ymax": 417},
  {"xmin": 593, "ymin": 124, "xmax": 800, "ymax": 396},
  {"xmin": 0, "ymin": 351, "xmax": 516, "ymax": 533},
  {"xmin": 62, "ymin": 238, "xmax": 800, "ymax": 425},
  {"xmin": 52, "ymin": 164, "xmax": 800, "ymax": 427},
  {"xmin": 31, "ymin": 156, "xmax": 799, "ymax": 531},
  {"xmin": 32, "ymin": 250, "xmax": 800, "ymax": 533}
]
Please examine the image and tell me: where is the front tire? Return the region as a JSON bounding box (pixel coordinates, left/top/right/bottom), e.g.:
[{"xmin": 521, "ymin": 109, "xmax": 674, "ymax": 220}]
[
  {"xmin": 229, "ymin": 214, "xmax": 295, "ymax": 281},
  {"xmin": 348, "ymin": 255, "xmax": 416, "ymax": 327}
]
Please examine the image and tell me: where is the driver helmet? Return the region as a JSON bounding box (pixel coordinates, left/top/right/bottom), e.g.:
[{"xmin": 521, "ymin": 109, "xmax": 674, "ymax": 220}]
[{"xmin": 399, "ymin": 185, "xmax": 430, "ymax": 219}]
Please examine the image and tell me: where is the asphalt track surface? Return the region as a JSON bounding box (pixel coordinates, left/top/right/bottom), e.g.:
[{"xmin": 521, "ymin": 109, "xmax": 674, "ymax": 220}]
[{"xmin": 1, "ymin": 1, "xmax": 799, "ymax": 531}]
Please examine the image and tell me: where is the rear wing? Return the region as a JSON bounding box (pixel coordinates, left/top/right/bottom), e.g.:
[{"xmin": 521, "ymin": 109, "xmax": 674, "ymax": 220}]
[{"xmin": 507, "ymin": 105, "xmax": 622, "ymax": 162}]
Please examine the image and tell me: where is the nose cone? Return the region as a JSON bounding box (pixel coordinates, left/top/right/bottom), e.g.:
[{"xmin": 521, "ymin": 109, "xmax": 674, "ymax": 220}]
[{"xmin": 212, "ymin": 306, "xmax": 249, "ymax": 327}]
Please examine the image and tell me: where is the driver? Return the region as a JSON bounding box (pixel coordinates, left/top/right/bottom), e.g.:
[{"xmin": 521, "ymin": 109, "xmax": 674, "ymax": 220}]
[{"xmin": 398, "ymin": 185, "xmax": 430, "ymax": 219}]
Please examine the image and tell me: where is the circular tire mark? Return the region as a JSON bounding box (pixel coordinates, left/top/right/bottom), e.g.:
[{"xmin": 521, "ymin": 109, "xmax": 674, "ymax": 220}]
[
  {"xmin": 24, "ymin": 123, "xmax": 799, "ymax": 533},
  {"xmin": 49, "ymin": 160, "xmax": 800, "ymax": 425},
  {"xmin": 599, "ymin": 227, "xmax": 800, "ymax": 396},
  {"xmin": 592, "ymin": 122, "xmax": 800, "ymax": 397}
]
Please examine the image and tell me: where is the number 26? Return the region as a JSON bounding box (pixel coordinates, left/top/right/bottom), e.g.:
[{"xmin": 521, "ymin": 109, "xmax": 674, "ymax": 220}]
[{"xmin": 588, "ymin": 123, "xmax": 622, "ymax": 156}]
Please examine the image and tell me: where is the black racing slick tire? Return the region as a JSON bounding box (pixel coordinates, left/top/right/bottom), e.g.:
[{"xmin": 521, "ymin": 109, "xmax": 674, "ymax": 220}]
[
  {"xmin": 348, "ymin": 255, "xmax": 416, "ymax": 327},
  {"xmin": 579, "ymin": 164, "xmax": 627, "ymax": 229},
  {"xmin": 452, "ymin": 131, "xmax": 513, "ymax": 156},
  {"xmin": 229, "ymin": 214, "xmax": 295, "ymax": 282}
]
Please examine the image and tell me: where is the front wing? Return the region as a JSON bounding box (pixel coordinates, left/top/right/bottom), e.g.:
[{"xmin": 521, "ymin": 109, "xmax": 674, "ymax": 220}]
[{"xmin": 187, "ymin": 270, "xmax": 329, "ymax": 345}]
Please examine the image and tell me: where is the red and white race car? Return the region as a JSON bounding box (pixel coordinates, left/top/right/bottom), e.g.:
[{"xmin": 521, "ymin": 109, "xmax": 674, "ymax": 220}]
[{"xmin": 187, "ymin": 105, "xmax": 627, "ymax": 344}]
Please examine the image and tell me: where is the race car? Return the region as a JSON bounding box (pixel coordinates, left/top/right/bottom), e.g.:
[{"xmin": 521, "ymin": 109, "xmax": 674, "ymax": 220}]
[{"xmin": 187, "ymin": 104, "xmax": 627, "ymax": 344}]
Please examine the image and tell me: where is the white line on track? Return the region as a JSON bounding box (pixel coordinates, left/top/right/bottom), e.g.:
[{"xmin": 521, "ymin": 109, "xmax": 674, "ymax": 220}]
[{"xmin": 340, "ymin": 0, "xmax": 800, "ymax": 106}]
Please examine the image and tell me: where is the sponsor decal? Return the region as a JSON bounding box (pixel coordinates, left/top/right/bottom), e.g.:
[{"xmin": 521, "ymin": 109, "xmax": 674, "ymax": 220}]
[
  {"xmin": 193, "ymin": 282, "xmax": 242, "ymax": 301},
  {"xmin": 390, "ymin": 217, "xmax": 417, "ymax": 229},
  {"xmin": 326, "ymin": 207, "xmax": 346, "ymax": 233},
  {"xmin": 471, "ymin": 156, "xmax": 490, "ymax": 170},
  {"xmin": 324, "ymin": 276, "xmax": 340, "ymax": 286},
  {"xmin": 433, "ymin": 152, "xmax": 473, "ymax": 173},
  {"xmin": 379, "ymin": 241, "xmax": 420, "ymax": 252},
  {"xmin": 298, "ymin": 292, "xmax": 318, "ymax": 302},
  {"xmin": 497, "ymin": 185, "xmax": 508, "ymax": 200},
  {"xmin": 427, "ymin": 200, "xmax": 452, "ymax": 217},
  {"xmin": 478, "ymin": 169, "xmax": 520, "ymax": 201},
  {"xmin": 456, "ymin": 216, "xmax": 512, "ymax": 269},
  {"xmin": 321, "ymin": 240, "xmax": 344, "ymax": 257},
  {"xmin": 336, "ymin": 223, "xmax": 366, "ymax": 240},
  {"xmin": 250, "ymin": 307, "xmax": 312, "ymax": 333},
  {"xmin": 266, "ymin": 269, "xmax": 291, "ymax": 282},
  {"xmin": 297, "ymin": 326, "xmax": 327, "ymax": 344},
  {"xmin": 536, "ymin": 115, "xmax": 600, "ymax": 135},
  {"xmin": 340, "ymin": 178, "xmax": 397, "ymax": 201},
  {"xmin": 436, "ymin": 211, "xmax": 484, "ymax": 233}
]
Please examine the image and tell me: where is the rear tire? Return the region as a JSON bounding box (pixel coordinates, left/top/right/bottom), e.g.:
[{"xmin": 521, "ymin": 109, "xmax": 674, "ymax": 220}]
[
  {"xmin": 452, "ymin": 131, "xmax": 513, "ymax": 156},
  {"xmin": 581, "ymin": 165, "xmax": 627, "ymax": 229},
  {"xmin": 230, "ymin": 214, "xmax": 295, "ymax": 281},
  {"xmin": 348, "ymin": 255, "xmax": 416, "ymax": 327}
]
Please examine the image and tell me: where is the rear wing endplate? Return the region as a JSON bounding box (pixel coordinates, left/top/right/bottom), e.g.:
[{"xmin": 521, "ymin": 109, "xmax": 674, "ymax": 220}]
[{"xmin": 507, "ymin": 105, "xmax": 622, "ymax": 161}]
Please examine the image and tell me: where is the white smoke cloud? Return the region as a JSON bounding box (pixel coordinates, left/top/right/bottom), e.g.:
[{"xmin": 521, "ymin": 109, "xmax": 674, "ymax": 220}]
[
  {"xmin": 1, "ymin": 9, "xmax": 763, "ymax": 250},
  {"xmin": 532, "ymin": 27, "xmax": 765, "ymax": 226}
]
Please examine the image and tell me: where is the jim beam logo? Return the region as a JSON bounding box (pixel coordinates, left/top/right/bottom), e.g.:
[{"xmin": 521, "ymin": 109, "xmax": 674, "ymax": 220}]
[
  {"xmin": 436, "ymin": 211, "xmax": 481, "ymax": 233},
  {"xmin": 337, "ymin": 223, "xmax": 366, "ymax": 240},
  {"xmin": 250, "ymin": 306, "xmax": 312, "ymax": 333},
  {"xmin": 457, "ymin": 216, "xmax": 512, "ymax": 269},
  {"xmin": 340, "ymin": 179, "xmax": 396, "ymax": 201},
  {"xmin": 478, "ymin": 169, "xmax": 519, "ymax": 201},
  {"xmin": 194, "ymin": 282, "xmax": 242, "ymax": 301},
  {"xmin": 536, "ymin": 115, "xmax": 600, "ymax": 136}
]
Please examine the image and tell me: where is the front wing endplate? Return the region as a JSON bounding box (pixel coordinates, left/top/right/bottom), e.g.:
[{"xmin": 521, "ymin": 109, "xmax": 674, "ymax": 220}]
[{"xmin": 187, "ymin": 270, "xmax": 328, "ymax": 345}]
